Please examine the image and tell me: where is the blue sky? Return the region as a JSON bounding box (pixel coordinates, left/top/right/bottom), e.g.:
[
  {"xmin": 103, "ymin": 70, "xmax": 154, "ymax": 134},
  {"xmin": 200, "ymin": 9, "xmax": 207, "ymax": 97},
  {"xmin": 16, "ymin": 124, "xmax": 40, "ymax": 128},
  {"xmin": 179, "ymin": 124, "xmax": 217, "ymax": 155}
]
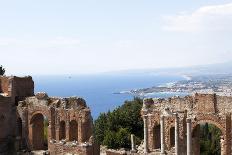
[{"xmin": 1, "ymin": 0, "xmax": 232, "ymax": 75}]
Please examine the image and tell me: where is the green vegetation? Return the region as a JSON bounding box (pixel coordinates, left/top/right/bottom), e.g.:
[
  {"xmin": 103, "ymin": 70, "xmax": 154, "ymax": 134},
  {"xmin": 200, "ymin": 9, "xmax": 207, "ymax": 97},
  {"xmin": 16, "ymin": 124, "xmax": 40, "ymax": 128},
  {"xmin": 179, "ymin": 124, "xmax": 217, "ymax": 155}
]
[
  {"xmin": 94, "ymin": 97, "xmax": 143, "ymax": 149},
  {"xmin": 94, "ymin": 98, "xmax": 222, "ymax": 154},
  {"xmin": 0, "ymin": 65, "xmax": 5, "ymax": 75},
  {"xmin": 200, "ymin": 123, "xmax": 222, "ymax": 155}
]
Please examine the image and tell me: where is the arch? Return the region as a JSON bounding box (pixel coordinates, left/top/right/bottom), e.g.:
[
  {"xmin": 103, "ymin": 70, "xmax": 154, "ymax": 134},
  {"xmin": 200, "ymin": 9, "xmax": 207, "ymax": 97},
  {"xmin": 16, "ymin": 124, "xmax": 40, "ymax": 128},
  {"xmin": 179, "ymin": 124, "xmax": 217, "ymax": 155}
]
[
  {"xmin": 192, "ymin": 122, "xmax": 222, "ymax": 155},
  {"xmin": 153, "ymin": 124, "xmax": 161, "ymax": 149},
  {"xmin": 30, "ymin": 113, "xmax": 48, "ymax": 150},
  {"xmin": 30, "ymin": 111, "xmax": 48, "ymax": 123},
  {"xmin": 192, "ymin": 119, "xmax": 225, "ymax": 137},
  {"xmin": 69, "ymin": 120, "xmax": 78, "ymax": 141},
  {"xmin": 169, "ymin": 126, "xmax": 175, "ymax": 148},
  {"xmin": 59, "ymin": 121, "xmax": 66, "ymax": 140}
]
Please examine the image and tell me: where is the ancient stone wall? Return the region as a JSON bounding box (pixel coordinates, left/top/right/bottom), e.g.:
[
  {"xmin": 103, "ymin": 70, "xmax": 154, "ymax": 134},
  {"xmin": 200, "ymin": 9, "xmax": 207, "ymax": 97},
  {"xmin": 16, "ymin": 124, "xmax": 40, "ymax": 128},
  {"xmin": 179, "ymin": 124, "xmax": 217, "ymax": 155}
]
[
  {"xmin": 0, "ymin": 76, "xmax": 10, "ymax": 94},
  {"xmin": 17, "ymin": 92, "xmax": 98, "ymax": 155},
  {"xmin": 142, "ymin": 93, "xmax": 232, "ymax": 155},
  {"xmin": 0, "ymin": 76, "xmax": 34, "ymax": 154},
  {"xmin": 11, "ymin": 76, "xmax": 34, "ymax": 103},
  {"xmin": 0, "ymin": 76, "xmax": 99, "ymax": 155},
  {"xmin": 0, "ymin": 96, "xmax": 13, "ymax": 154}
]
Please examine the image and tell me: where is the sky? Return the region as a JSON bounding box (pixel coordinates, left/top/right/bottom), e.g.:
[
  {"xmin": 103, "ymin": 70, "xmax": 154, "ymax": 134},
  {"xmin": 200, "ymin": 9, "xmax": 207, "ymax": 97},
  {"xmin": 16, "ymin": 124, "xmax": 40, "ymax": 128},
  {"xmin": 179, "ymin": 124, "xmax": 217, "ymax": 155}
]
[{"xmin": 0, "ymin": 0, "xmax": 232, "ymax": 75}]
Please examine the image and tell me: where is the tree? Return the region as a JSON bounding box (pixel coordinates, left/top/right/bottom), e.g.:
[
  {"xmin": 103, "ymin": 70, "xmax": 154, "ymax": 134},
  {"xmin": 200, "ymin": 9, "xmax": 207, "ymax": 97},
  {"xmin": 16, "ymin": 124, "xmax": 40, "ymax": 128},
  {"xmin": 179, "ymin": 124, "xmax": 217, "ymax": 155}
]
[
  {"xmin": 200, "ymin": 123, "xmax": 222, "ymax": 155},
  {"xmin": 94, "ymin": 113, "xmax": 108, "ymax": 143},
  {"xmin": 0, "ymin": 65, "xmax": 5, "ymax": 75},
  {"xmin": 94, "ymin": 97, "xmax": 143, "ymax": 149}
]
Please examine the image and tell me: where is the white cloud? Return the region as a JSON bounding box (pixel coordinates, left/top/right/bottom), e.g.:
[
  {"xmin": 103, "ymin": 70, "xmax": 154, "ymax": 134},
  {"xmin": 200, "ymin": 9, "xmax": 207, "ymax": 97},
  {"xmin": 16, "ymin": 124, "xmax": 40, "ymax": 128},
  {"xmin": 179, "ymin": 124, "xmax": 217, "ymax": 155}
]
[{"xmin": 163, "ymin": 3, "xmax": 232, "ymax": 32}]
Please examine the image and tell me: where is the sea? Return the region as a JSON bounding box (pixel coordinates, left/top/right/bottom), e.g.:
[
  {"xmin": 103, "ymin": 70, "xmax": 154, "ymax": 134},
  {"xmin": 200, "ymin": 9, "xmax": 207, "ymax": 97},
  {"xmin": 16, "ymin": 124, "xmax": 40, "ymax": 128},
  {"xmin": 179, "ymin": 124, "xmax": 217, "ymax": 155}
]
[{"xmin": 33, "ymin": 74, "xmax": 187, "ymax": 119}]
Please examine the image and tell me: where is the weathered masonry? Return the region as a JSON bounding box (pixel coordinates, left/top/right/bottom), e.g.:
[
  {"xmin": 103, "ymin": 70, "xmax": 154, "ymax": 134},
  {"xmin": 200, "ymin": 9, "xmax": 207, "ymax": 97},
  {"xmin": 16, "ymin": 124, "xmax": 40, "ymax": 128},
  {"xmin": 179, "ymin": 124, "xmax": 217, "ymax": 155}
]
[
  {"xmin": 142, "ymin": 93, "xmax": 232, "ymax": 155},
  {"xmin": 0, "ymin": 76, "xmax": 34, "ymax": 154},
  {"xmin": 0, "ymin": 75, "xmax": 99, "ymax": 155}
]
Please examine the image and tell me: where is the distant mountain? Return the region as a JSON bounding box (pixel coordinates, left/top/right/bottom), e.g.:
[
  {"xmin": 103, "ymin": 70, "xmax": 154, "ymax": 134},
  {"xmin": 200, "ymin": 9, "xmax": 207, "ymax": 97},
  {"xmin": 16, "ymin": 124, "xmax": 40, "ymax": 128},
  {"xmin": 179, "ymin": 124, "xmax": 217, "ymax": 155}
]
[{"xmin": 105, "ymin": 61, "xmax": 232, "ymax": 77}]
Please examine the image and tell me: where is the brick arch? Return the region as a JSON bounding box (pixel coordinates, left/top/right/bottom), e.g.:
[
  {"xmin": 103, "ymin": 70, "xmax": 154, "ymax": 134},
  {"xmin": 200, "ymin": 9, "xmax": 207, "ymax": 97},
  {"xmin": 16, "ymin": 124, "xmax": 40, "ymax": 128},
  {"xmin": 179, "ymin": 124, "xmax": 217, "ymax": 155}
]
[
  {"xmin": 69, "ymin": 120, "xmax": 78, "ymax": 141},
  {"xmin": 59, "ymin": 120, "xmax": 66, "ymax": 140},
  {"xmin": 192, "ymin": 115, "xmax": 226, "ymax": 137},
  {"xmin": 29, "ymin": 113, "xmax": 48, "ymax": 150},
  {"xmin": 30, "ymin": 111, "xmax": 49, "ymax": 123},
  {"xmin": 191, "ymin": 117, "xmax": 225, "ymax": 155}
]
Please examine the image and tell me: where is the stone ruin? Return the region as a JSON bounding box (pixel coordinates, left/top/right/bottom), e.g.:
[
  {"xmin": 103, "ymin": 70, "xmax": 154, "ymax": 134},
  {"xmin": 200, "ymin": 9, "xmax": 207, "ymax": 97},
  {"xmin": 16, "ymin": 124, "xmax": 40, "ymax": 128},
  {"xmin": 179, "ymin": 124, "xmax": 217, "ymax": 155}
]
[
  {"xmin": 142, "ymin": 93, "xmax": 232, "ymax": 155},
  {"xmin": 0, "ymin": 75, "xmax": 99, "ymax": 155},
  {"xmin": 2, "ymin": 75, "xmax": 232, "ymax": 155}
]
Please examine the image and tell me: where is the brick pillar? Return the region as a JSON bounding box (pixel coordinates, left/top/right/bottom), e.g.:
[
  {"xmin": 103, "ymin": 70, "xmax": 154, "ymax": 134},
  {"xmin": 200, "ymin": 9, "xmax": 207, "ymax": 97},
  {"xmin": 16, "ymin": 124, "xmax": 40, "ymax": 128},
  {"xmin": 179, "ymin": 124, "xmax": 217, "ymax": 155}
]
[
  {"xmin": 28, "ymin": 124, "xmax": 33, "ymax": 149},
  {"xmin": 55, "ymin": 115, "xmax": 60, "ymax": 141},
  {"xmin": 160, "ymin": 115, "xmax": 165, "ymax": 155},
  {"xmin": 78, "ymin": 119, "xmax": 82, "ymax": 142},
  {"xmin": 66, "ymin": 120, "xmax": 70, "ymax": 141},
  {"xmin": 224, "ymin": 113, "xmax": 231, "ymax": 155},
  {"xmin": 187, "ymin": 118, "xmax": 192, "ymax": 155},
  {"xmin": 175, "ymin": 114, "xmax": 179, "ymax": 155},
  {"xmin": 55, "ymin": 126, "xmax": 60, "ymax": 141}
]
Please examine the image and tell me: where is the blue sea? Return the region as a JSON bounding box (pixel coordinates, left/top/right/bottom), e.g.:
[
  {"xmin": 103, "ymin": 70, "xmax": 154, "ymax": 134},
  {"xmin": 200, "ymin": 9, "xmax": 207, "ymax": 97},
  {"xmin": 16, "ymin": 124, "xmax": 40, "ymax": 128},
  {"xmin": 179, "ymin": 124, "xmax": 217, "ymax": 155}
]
[{"xmin": 33, "ymin": 74, "xmax": 186, "ymax": 119}]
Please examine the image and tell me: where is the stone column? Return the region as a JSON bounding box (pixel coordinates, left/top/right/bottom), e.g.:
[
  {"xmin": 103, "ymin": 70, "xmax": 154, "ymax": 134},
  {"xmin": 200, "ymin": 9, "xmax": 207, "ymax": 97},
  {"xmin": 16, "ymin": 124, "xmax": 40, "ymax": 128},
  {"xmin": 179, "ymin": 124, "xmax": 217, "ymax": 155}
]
[
  {"xmin": 187, "ymin": 118, "xmax": 192, "ymax": 155},
  {"xmin": 131, "ymin": 134, "xmax": 136, "ymax": 152},
  {"xmin": 175, "ymin": 114, "xmax": 179, "ymax": 155},
  {"xmin": 66, "ymin": 121, "xmax": 70, "ymax": 141},
  {"xmin": 220, "ymin": 137, "xmax": 224, "ymax": 155},
  {"xmin": 55, "ymin": 127, "xmax": 60, "ymax": 141},
  {"xmin": 144, "ymin": 115, "xmax": 148, "ymax": 154},
  {"xmin": 160, "ymin": 115, "xmax": 165, "ymax": 154}
]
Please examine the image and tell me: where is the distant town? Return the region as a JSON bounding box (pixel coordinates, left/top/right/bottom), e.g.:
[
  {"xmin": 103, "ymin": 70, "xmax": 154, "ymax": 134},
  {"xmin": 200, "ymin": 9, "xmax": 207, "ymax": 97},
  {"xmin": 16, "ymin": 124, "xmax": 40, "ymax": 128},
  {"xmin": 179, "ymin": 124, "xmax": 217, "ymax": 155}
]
[{"xmin": 124, "ymin": 74, "xmax": 232, "ymax": 97}]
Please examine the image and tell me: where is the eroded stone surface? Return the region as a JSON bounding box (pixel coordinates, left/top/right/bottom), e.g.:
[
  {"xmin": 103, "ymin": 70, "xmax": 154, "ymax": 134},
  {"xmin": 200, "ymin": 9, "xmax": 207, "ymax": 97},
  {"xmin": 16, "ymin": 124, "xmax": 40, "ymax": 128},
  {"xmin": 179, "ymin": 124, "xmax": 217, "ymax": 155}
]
[
  {"xmin": 142, "ymin": 93, "xmax": 232, "ymax": 155},
  {"xmin": 0, "ymin": 75, "xmax": 99, "ymax": 155}
]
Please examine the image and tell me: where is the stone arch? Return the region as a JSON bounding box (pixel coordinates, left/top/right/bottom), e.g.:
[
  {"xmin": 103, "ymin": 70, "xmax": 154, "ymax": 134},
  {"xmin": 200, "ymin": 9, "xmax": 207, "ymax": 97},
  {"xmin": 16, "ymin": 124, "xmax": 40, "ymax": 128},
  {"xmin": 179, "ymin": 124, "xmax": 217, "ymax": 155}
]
[
  {"xmin": 29, "ymin": 113, "xmax": 48, "ymax": 150},
  {"xmin": 59, "ymin": 121, "xmax": 66, "ymax": 140},
  {"xmin": 153, "ymin": 124, "xmax": 161, "ymax": 149},
  {"xmin": 30, "ymin": 110, "xmax": 49, "ymax": 122},
  {"xmin": 192, "ymin": 119, "xmax": 225, "ymax": 137},
  {"xmin": 69, "ymin": 120, "xmax": 78, "ymax": 141},
  {"xmin": 192, "ymin": 119, "xmax": 225, "ymax": 155}
]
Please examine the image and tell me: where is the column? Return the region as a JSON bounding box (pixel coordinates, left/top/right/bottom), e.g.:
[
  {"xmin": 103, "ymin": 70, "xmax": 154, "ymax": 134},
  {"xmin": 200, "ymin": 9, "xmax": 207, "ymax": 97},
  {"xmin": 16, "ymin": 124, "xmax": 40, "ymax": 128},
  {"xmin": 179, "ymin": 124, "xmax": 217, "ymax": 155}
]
[
  {"xmin": 144, "ymin": 115, "xmax": 148, "ymax": 154},
  {"xmin": 160, "ymin": 115, "xmax": 165, "ymax": 154},
  {"xmin": 131, "ymin": 134, "xmax": 136, "ymax": 152},
  {"xmin": 187, "ymin": 118, "xmax": 192, "ymax": 155},
  {"xmin": 66, "ymin": 120, "xmax": 70, "ymax": 140},
  {"xmin": 55, "ymin": 127, "xmax": 60, "ymax": 141},
  {"xmin": 220, "ymin": 137, "xmax": 224, "ymax": 155},
  {"xmin": 175, "ymin": 114, "xmax": 179, "ymax": 155}
]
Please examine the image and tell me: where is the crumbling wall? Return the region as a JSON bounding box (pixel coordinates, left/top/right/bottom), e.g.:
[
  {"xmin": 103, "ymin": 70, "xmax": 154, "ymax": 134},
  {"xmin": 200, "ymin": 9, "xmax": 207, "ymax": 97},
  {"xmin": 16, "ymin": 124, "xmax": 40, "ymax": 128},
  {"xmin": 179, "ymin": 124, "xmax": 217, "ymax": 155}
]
[
  {"xmin": 142, "ymin": 93, "xmax": 232, "ymax": 155},
  {"xmin": 0, "ymin": 96, "xmax": 14, "ymax": 154},
  {"xmin": 0, "ymin": 75, "xmax": 99, "ymax": 155},
  {"xmin": 17, "ymin": 92, "xmax": 99, "ymax": 155},
  {"xmin": 0, "ymin": 76, "xmax": 34, "ymax": 154},
  {"xmin": 0, "ymin": 76, "xmax": 10, "ymax": 94}
]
